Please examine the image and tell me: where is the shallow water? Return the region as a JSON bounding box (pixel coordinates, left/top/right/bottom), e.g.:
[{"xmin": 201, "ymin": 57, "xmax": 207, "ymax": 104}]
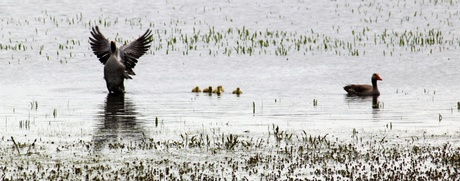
[{"xmin": 1, "ymin": 0, "xmax": 460, "ymax": 172}]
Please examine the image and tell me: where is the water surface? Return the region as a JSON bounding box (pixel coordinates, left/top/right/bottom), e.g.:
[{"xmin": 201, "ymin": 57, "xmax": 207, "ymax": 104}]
[{"xmin": 1, "ymin": 0, "xmax": 459, "ymax": 155}]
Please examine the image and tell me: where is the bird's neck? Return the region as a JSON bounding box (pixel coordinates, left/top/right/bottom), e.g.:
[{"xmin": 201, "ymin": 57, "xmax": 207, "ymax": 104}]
[{"xmin": 372, "ymin": 79, "xmax": 378, "ymax": 89}]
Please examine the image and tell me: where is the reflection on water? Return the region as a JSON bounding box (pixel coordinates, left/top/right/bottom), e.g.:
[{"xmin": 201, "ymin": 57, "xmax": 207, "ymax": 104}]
[
  {"xmin": 371, "ymin": 96, "xmax": 381, "ymax": 117},
  {"xmin": 92, "ymin": 94, "xmax": 145, "ymax": 151},
  {"xmin": 344, "ymin": 95, "xmax": 382, "ymax": 120},
  {"xmin": 372, "ymin": 96, "xmax": 379, "ymax": 109},
  {"xmin": 345, "ymin": 95, "xmax": 381, "ymax": 110}
]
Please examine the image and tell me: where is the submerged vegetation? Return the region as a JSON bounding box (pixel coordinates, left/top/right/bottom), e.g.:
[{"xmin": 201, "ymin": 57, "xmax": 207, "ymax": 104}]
[
  {"xmin": 1, "ymin": 126, "xmax": 459, "ymax": 180},
  {"xmin": 0, "ymin": 22, "xmax": 452, "ymax": 59},
  {"xmin": 0, "ymin": 0, "xmax": 459, "ymax": 65}
]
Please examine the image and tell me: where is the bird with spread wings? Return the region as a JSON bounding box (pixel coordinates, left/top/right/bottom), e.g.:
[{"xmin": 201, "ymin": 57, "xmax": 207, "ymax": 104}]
[{"xmin": 89, "ymin": 26, "xmax": 153, "ymax": 94}]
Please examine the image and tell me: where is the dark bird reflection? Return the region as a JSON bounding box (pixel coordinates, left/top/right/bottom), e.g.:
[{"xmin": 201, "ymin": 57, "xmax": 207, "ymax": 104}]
[
  {"xmin": 372, "ymin": 96, "xmax": 381, "ymax": 109},
  {"xmin": 92, "ymin": 93, "xmax": 146, "ymax": 151},
  {"xmin": 345, "ymin": 95, "xmax": 382, "ymax": 110}
]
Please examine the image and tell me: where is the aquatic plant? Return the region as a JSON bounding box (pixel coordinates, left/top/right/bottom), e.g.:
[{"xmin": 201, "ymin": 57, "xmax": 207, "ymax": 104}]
[
  {"xmin": 1, "ymin": 125, "xmax": 459, "ymax": 180},
  {"xmin": 53, "ymin": 109, "xmax": 57, "ymax": 118},
  {"xmin": 30, "ymin": 101, "xmax": 38, "ymax": 110},
  {"xmin": 224, "ymin": 134, "xmax": 238, "ymax": 150},
  {"xmin": 9, "ymin": 137, "xmax": 36, "ymax": 155}
]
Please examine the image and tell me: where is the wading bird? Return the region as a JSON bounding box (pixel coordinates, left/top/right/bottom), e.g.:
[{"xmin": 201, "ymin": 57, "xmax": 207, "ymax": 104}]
[{"xmin": 89, "ymin": 26, "xmax": 153, "ymax": 94}]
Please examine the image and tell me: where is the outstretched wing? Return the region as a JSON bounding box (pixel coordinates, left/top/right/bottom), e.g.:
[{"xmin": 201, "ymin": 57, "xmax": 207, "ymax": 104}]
[
  {"xmin": 89, "ymin": 26, "xmax": 111, "ymax": 64},
  {"xmin": 119, "ymin": 29, "xmax": 153, "ymax": 75}
]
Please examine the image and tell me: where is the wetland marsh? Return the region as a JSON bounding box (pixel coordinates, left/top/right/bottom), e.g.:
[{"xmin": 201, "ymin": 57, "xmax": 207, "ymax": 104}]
[{"xmin": 1, "ymin": 0, "xmax": 460, "ymax": 180}]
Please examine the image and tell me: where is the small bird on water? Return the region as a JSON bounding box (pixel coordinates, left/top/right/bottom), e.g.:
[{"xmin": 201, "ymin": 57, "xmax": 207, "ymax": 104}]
[
  {"xmin": 89, "ymin": 26, "xmax": 153, "ymax": 94},
  {"xmin": 203, "ymin": 86, "xmax": 213, "ymax": 93},
  {"xmin": 212, "ymin": 85, "xmax": 225, "ymax": 93},
  {"xmin": 213, "ymin": 85, "xmax": 224, "ymax": 95},
  {"xmin": 232, "ymin": 87, "xmax": 242, "ymax": 95},
  {"xmin": 191, "ymin": 86, "xmax": 201, "ymax": 93}
]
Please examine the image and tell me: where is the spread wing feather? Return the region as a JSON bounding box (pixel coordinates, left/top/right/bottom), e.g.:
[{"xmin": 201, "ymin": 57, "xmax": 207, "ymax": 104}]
[
  {"xmin": 89, "ymin": 26, "xmax": 111, "ymax": 64},
  {"xmin": 89, "ymin": 26, "xmax": 153, "ymax": 73},
  {"xmin": 119, "ymin": 29, "xmax": 153, "ymax": 75}
]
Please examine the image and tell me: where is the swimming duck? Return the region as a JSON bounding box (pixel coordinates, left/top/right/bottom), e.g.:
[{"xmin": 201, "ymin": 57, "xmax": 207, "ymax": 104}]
[
  {"xmin": 218, "ymin": 85, "xmax": 225, "ymax": 92},
  {"xmin": 213, "ymin": 85, "xmax": 224, "ymax": 95},
  {"xmin": 343, "ymin": 73, "xmax": 382, "ymax": 96},
  {"xmin": 89, "ymin": 26, "xmax": 152, "ymax": 94},
  {"xmin": 202, "ymin": 86, "xmax": 213, "ymax": 93},
  {"xmin": 191, "ymin": 86, "xmax": 201, "ymax": 93},
  {"xmin": 232, "ymin": 87, "xmax": 242, "ymax": 95}
]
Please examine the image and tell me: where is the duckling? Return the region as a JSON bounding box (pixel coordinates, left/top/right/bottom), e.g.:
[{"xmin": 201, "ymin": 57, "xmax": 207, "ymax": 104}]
[
  {"xmin": 191, "ymin": 86, "xmax": 201, "ymax": 93},
  {"xmin": 218, "ymin": 85, "xmax": 225, "ymax": 92},
  {"xmin": 213, "ymin": 86, "xmax": 224, "ymax": 95},
  {"xmin": 202, "ymin": 86, "xmax": 213, "ymax": 93},
  {"xmin": 232, "ymin": 87, "xmax": 242, "ymax": 95},
  {"xmin": 212, "ymin": 85, "xmax": 224, "ymax": 93}
]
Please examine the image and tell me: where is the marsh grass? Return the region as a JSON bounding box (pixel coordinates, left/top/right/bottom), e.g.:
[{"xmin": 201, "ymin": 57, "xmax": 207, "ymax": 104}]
[
  {"xmin": 1, "ymin": 126, "xmax": 458, "ymax": 180},
  {"xmin": 2, "ymin": 4, "xmax": 457, "ymax": 65}
]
